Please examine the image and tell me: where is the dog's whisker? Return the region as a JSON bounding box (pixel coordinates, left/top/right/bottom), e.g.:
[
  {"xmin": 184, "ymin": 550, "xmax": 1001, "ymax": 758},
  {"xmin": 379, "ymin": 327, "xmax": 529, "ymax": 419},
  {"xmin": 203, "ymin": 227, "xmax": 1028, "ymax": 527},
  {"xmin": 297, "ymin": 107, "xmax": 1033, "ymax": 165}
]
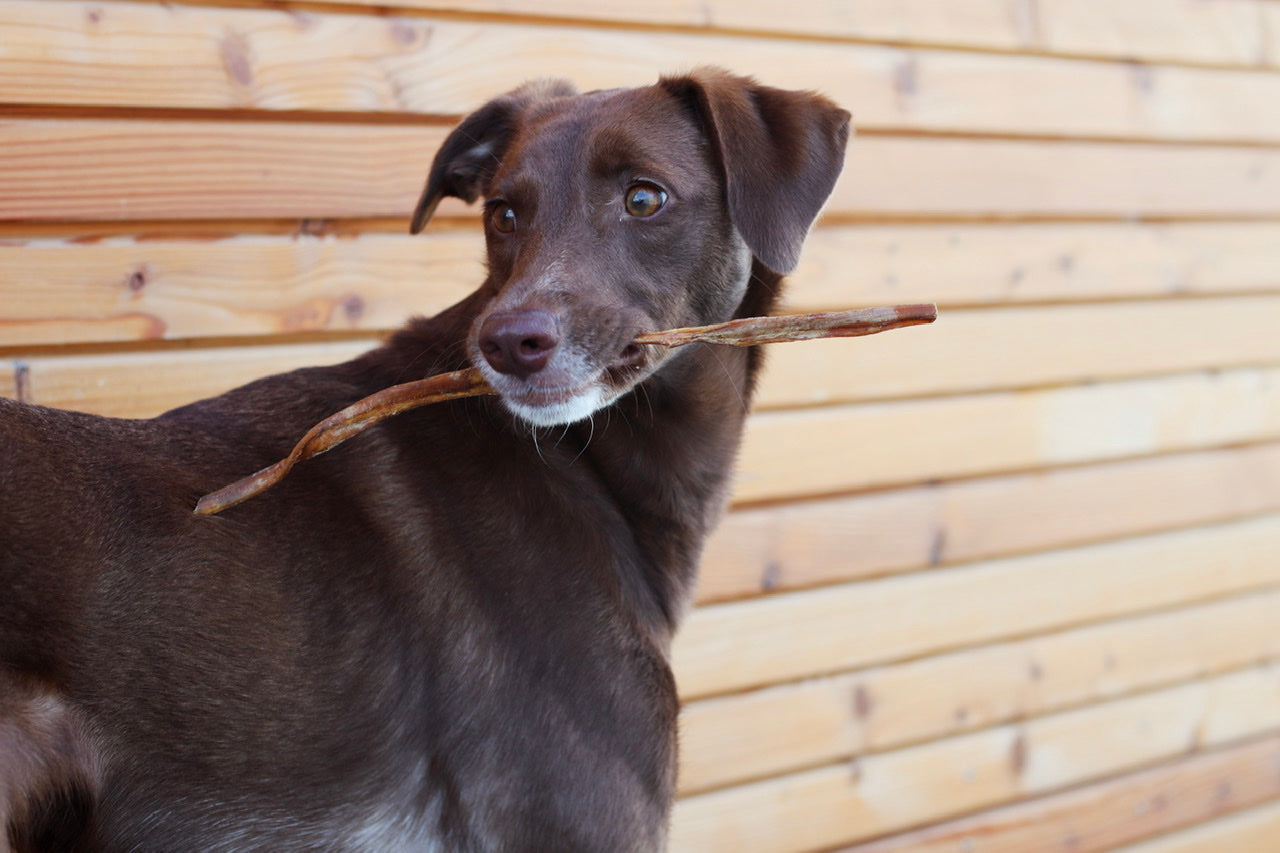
[
  {"xmin": 530, "ymin": 425, "xmax": 550, "ymax": 466},
  {"xmin": 637, "ymin": 380, "xmax": 656, "ymax": 429},
  {"xmin": 564, "ymin": 415, "xmax": 595, "ymax": 467},
  {"xmin": 707, "ymin": 346, "xmax": 749, "ymax": 414}
]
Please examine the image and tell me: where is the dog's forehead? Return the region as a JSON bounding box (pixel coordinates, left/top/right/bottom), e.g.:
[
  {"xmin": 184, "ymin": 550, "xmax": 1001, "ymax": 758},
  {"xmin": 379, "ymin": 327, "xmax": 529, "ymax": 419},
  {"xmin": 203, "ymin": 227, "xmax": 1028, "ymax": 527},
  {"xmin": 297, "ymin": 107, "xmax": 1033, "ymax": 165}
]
[
  {"xmin": 510, "ymin": 84, "xmax": 705, "ymax": 174},
  {"xmin": 534, "ymin": 83, "xmax": 683, "ymax": 126}
]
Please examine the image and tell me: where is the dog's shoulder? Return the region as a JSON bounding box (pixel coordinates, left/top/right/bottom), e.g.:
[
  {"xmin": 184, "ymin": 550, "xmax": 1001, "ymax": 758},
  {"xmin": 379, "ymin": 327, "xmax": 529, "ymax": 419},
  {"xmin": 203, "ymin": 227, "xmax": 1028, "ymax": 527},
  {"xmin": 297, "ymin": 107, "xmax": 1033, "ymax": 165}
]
[{"xmin": 0, "ymin": 396, "xmax": 134, "ymax": 491}]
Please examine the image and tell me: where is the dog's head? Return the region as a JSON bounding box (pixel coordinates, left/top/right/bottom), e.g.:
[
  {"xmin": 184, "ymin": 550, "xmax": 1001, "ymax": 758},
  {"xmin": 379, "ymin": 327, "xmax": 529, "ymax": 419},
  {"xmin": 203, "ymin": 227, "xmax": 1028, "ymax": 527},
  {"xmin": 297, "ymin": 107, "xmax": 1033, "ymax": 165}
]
[{"xmin": 411, "ymin": 69, "xmax": 851, "ymax": 427}]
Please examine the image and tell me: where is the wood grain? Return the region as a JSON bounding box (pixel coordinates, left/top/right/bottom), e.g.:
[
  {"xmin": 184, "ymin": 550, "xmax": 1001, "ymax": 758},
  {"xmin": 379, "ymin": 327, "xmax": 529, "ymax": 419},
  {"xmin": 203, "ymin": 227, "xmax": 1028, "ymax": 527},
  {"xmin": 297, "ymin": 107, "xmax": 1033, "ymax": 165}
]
[
  {"xmin": 674, "ymin": 513, "xmax": 1280, "ymax": 699},
  {"xmin": 7, "ymin": 221, "xmax": 1280, "ymax": 348},
  {"xmin": 840, "ymin": 735, "xmax": 1280, "ymax": 853},
  {"xmin": 699, "ymin": 442, "xmax": 1280, "ymax": 601},
  {"xmin": 0, "ymin": 231, "xmax": 481, "ymax": 346},
  {"xmin": 757, "ymin": 295, "xmax": 1280, "ymax": 408},
  {"xmin": 15, "ymin": 356, "xmax": 1280, "ymax": 514},
  {"xmin": 15, "ymin": 358, "xmax": 1280, "ymax": 509},
  {"xmin": 679, "ymin": 588, "xmax": 1280, "ymax": 793},
  {"xmin": 8, "ymin": 2, "xmax": 1280, "ymax": 141},
  {"xmin": 783, "ymin": 221, "xmax": 1280, "ymax": 309},
  {"xmin": 670, "ymin": 665, "xmax": 1280, "ymax": 851},
  {"xmin": 1115, "ymin": 799, "xmax": 1280, "ymax": 853},
  {"xmin": 1032, "ymin": 0, "xmax": 1277, "ymax": 68},
  {"xmin": 841, "ymin": 136, "xmax": 1280, "ymax": 219},
  {"xmin": 736, "ymin": 366, "xmax": 1280, "ymax": 503},
  {"xmin": 298, "ymin": 0, "xmax": 1280, "ymax": 68},
  {"xmin": 7, "ymin": 120, "xmax": 1280, "ymax": 222},
  {"xmin": 0, "ymin": 119, "xmax": 448, "ymax": 223},
  {"xmin": 12, "ymin": 341, "xmax": 377, "ymax": 418}
]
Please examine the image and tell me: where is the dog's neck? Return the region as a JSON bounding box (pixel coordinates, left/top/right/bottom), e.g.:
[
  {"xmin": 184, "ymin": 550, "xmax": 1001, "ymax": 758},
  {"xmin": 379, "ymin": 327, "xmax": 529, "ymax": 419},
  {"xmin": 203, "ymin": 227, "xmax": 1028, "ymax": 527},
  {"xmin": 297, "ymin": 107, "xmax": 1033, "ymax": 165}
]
[
  {"xmin": 377, "ymin": 262, "xmax": 782, "ymax": 635},
  {"xmin": 579, "ymin": 260, "xmax": 784, "ymax": 625}
]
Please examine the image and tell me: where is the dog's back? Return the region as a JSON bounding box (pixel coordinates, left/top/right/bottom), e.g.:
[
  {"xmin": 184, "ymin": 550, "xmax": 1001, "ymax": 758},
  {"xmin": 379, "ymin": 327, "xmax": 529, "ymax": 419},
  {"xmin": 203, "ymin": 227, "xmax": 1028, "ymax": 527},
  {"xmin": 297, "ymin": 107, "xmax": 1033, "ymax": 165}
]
[{"xmin": 1, "ymin": 69, "xmax": 849, "ymax": 851}]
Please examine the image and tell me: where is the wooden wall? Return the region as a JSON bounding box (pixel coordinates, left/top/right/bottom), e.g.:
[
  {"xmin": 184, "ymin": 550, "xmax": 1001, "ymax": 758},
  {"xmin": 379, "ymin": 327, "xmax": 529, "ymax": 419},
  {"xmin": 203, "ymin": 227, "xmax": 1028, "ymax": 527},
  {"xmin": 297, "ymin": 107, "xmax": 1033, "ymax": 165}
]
[{"xmin": 4, "ymin": 1, "xmax": 1280, "ymax": 850}]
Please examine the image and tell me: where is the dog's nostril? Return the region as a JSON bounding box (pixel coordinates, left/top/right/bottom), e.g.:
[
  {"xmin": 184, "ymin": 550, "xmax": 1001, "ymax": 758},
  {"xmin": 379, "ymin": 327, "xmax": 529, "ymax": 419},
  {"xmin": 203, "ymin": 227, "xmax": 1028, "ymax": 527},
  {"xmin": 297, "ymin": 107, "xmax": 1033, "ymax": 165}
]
[{"xmin": 478, "ymin": 311, "xmax": 560, "ymax": 379}]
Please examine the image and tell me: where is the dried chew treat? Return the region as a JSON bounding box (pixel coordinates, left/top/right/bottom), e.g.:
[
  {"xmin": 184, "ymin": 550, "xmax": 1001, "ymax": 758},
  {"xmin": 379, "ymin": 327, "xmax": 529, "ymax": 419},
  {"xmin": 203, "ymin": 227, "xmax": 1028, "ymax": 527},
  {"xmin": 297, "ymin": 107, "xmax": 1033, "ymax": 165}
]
[
  {"xmin": 194, "ymin": 303, "xmax": 936, "ymax": 515},
  {"xmin": 632, "ymin": 303, "xmax": 936, "ymax": 348},
  {"xmin": 194, "ymin": 368, "xmax": 493, "ymax": 516}
]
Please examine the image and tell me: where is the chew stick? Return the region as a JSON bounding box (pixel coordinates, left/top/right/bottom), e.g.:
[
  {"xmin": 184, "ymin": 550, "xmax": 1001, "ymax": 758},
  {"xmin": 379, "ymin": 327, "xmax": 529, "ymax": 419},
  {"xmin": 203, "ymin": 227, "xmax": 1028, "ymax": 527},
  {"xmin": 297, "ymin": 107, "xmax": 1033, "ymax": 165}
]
[
  {"xmin": 194, "ymin": 368, "xmax": 493, "ymax": 516},
  {"xmin": 633, "ymin": 303, "xmax": 937, "ymax": 347},
  {"xmin": 194, "ymin": 303, "xmax": 936, "ymax": 516}
]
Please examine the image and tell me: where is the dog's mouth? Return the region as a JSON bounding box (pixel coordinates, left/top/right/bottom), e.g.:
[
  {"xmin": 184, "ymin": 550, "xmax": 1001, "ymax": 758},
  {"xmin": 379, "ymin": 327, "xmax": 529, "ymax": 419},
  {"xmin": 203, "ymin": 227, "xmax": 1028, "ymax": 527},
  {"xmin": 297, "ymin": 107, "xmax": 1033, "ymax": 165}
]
[{"xmin": 474, "ymin": 338, "xmax": 657, "ymax": 428}]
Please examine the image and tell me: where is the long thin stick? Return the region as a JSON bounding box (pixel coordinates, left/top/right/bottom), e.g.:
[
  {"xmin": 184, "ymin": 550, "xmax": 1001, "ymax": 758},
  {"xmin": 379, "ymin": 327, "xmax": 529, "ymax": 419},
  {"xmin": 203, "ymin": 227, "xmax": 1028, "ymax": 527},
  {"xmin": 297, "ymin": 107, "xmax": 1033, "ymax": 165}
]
[
  {"xmin": 194, "ymin": 304, "xmax": 936, "ymax": 516},
  {"xmin": 194, "ymin": 368, "xmax": 493, "ymax": 516},
  {"xmin": 633, "ymin": 304, "xmax": 936, "ymax": 347}
]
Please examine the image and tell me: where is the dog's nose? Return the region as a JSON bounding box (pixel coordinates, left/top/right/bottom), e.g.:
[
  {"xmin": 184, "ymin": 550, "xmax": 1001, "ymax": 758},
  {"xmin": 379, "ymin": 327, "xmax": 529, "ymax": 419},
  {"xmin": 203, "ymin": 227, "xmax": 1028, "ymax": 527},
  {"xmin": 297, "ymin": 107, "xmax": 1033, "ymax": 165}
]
[{"xmin": 478, "ymin": 311, "xmax": 561, "ymax": 379}]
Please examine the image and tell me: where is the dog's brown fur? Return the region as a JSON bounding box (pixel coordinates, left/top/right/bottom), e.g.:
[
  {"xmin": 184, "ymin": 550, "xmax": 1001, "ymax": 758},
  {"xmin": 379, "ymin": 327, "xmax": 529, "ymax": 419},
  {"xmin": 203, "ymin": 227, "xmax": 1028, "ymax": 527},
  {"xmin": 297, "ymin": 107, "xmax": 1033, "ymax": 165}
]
[{"xmin": 0, "ymin": 69, "xmax": 849, "ymax": 851}]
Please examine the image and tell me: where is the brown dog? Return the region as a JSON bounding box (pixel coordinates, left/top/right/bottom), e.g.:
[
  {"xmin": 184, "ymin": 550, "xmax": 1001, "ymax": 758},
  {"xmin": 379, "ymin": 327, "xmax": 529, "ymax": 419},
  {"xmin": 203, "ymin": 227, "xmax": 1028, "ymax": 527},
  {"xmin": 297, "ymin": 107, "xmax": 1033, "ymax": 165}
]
[{"xmin": 0, "ymin": 69, "xmax": 849, "ymax": 851}]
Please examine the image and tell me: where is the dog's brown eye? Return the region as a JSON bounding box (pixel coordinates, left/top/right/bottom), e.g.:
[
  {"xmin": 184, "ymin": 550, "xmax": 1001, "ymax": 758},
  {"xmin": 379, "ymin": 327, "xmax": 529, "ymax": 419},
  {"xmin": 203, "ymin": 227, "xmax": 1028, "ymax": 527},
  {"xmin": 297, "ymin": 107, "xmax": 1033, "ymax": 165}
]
[
  {"xmin": 624, "ymin": 183, "xmax": 667, "ymax": 218},
  {"xmin": 489, "ymin": 204, "xmax": 517, "ymax": 233}
]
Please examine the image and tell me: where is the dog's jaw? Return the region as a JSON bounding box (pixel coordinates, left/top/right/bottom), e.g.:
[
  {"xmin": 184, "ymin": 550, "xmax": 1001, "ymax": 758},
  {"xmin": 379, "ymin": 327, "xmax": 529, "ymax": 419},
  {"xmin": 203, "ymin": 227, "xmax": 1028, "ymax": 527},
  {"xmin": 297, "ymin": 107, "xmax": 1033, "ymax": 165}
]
[
  {"xmin": 474, "ymin": 342, "xmax": 659, "ymax": 428},
  {"xmin": 498, "ymin": 381, "xmax": 610, "ymax": 428}
]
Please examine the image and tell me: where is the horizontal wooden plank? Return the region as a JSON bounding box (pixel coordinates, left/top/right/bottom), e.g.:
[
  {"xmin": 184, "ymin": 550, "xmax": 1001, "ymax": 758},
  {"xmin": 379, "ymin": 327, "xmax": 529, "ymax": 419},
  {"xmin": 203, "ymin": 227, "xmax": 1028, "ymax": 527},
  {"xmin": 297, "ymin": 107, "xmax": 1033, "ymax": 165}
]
[
  {"xmin": 670, "ymin": 664, "xmax": 1280, "ymax": 851},
  {"xmin": 0, "ymin": 119, "xmax": 446, "ymax": 223},
  {"xmin": 303, "ymin": 0, "xmax": 1280, "ymax": 69},
  {"xmin": 840, "ymin": 137, "xmax": 1280, "ymax": 219},
  {"xmin": 8, "ymin": 2, "xmax": 1280, "ymax": 141},
  {"xmin": 1033, "ymin": 0, "xmax": 1279, "ymax": 69},
  {"xmin": 17, "ymin": 294, "xmax": 1280, "ymax": 413},
  {"xmin": 758, "ymin": 295, "xmax": 1280, "ymax": 408},
  {"xmin": 0, "ymin": 231, "xmax": 480, "ymax": 346},
  {"xmin": 679, "ymin": 588, "xmax": 1280, "ymax": 793},
  {"xmin": 841, "ymin": 735, "xmax": 1280, "ymax": 853},
  {"xmin": 1116, "ymin": 799, "xmax": 1280, "ymax": 853},
  {"xmin": 12, "ymin": 340, "xmax": 376, "ymax": 418},
  {"xmin": 674, "ymin": 513, "xmax": 1280, "ymax": 699},
  {"xmin": 6, "ymin": 121, "xmax": 1280, "ymax": 223},
  {"xmin": 735, "ymin": 366, "xmax": 1280, "ymax": 503},
  {"xmin": 1, "ymin": 0, "xmax": 431, "ymax": 113},
  {"xmin": 1267, "ymin": 4, "xmax": 1280, "ymax": 66},
  {"xmin": 701, "ymin": 443, "xmax": 1280, "ymax": 602},
  {"xmin": 784, "ymin": 221, "xmax": 1280, "ymax": 310},
  {"xmin": 14, "ymin": 359, "xmax": 1280, "ymax": 505},
  {"xmin": 0, "ymin": 367, "xmax": 17, "ymax": 400},
  {"xmin": 7, "ymin": 221, "xmax": 1280, "ymax": 347}
]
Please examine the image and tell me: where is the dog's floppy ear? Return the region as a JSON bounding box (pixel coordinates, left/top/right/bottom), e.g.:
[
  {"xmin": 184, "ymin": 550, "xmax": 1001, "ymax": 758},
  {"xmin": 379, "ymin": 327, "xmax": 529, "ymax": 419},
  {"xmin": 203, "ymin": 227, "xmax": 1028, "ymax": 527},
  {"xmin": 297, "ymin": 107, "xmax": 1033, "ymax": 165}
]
[
  {"xmin": 661, "ymin": 68, "xmax": 852, "ymax": 274},
  {"xmin": 410, "ymin": 79, "xmax": 577, "ymax": 234}
]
